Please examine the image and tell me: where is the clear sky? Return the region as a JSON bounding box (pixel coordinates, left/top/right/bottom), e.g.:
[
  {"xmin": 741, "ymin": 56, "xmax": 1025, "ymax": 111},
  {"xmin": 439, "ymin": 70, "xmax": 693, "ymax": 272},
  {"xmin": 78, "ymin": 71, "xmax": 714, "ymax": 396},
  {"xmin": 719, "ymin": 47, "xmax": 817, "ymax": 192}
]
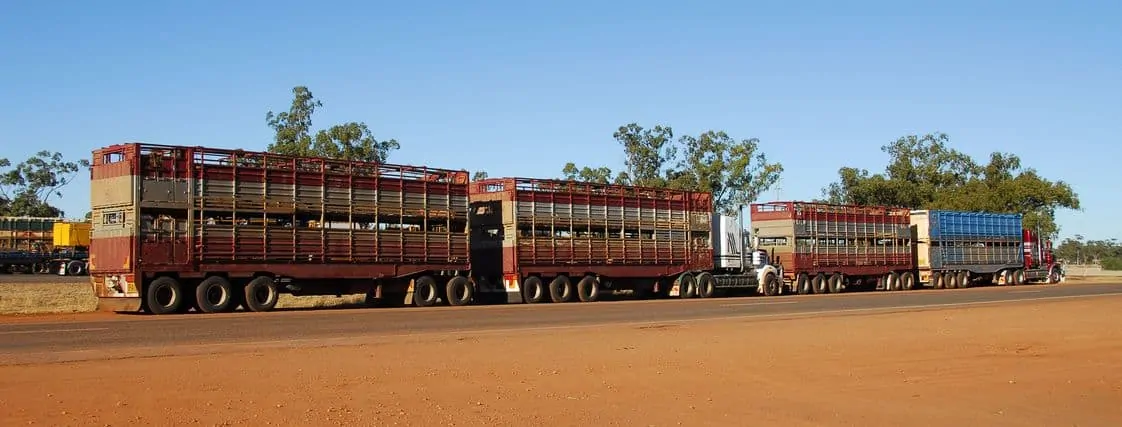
[{"xmin": 1, "ymin": 0, "xmax": 1118, "ymax": 241}]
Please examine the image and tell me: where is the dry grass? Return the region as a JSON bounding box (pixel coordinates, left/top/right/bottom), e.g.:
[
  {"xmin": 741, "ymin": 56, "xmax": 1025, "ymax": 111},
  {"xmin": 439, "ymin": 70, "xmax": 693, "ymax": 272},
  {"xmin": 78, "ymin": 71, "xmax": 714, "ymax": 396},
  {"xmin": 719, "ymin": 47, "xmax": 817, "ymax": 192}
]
[
  {"xmin": 276, "ymin": 293, "xmax": 367, "ymax": 309},
  {"xmin": 0, "ymin": 282, "xmax": 98, "ymax": 315}
]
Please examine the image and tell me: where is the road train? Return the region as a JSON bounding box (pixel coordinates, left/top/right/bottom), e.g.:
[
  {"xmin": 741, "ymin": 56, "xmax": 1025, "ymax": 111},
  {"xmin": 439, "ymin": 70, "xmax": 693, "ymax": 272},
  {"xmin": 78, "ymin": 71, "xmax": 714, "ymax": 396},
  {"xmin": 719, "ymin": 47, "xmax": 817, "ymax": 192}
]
[{"xmin": 85, "ymin": 143, "xmax": 1063, "ymax": 314}]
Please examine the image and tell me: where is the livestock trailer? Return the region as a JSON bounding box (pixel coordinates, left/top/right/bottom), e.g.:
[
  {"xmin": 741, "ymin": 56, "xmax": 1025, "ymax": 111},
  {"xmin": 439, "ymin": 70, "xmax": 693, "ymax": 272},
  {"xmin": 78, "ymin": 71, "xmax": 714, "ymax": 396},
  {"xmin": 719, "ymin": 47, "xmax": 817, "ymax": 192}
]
[
  {"xmin": 750, "ymin": 201, "xmax": 916, "ymax": 294},
  {"xmin": 910, "ymin": 209, "xmax": 1024, "ymax": 288},
  {"xmin": 88, "ymin": 143, "xmax": 472, "ymax": 314},
  {"xmin": 467, "ymin": 177, "xmax": 714, "ymax": 303}
]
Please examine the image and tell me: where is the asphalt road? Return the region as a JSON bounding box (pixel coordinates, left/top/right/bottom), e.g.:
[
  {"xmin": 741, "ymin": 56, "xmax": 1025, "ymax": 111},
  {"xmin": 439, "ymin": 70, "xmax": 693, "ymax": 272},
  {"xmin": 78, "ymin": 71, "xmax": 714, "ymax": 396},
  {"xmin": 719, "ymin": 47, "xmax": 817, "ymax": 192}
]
[{"xmin": 2, "ymin": 283, "xmax": 1122, "ymax": 365}]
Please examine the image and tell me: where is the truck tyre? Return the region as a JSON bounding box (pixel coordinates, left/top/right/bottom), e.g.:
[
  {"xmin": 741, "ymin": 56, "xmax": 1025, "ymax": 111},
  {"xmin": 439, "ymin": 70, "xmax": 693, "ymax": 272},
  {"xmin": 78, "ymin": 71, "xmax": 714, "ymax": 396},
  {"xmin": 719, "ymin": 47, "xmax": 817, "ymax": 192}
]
[
  {"xmin": 812, "ymin": 273, "xmax": 828, "ymax": 294},
  {"xmin": 957, "ymin": 271, "xmax": 971, "ymax": 288},
  {"xmin": 549, "ymin": 276, "xmax": 574, "ymax": 303},
  {"xmin": 412, "ymin": 275, "xmax": 440, "ymax": 307},
  {"xmin": 677, "ymin": 273, "xmax": 697, "ymax": 298},
  {"xmin": 828, "ymin": 273, "xmax": 843, "ymax": 294},
  {"xmin": 522, "ymin": 276, "xmax": 547, "ymax": 303},
  {"xmin": 145, "ymin": 276, "xmax": 183, "ymax": 315},
  {"xmin": 795, "ymin": 273, "xmax": 812, "ymax": 295},
  {"xmin": 762, "ymin": 273, "xmax": 780, "ymax": 296},
  {"xmin": 577, "ymin": 275, "xmax": 600, "ymax": 302},
  {"xmin": 195, "ymin": 276, "xmax": 234, "ymax": 313},
  {"xmin": 887, "ymin": 272, "xmax": 901, "ymax": 291},
  {"xmin": 1047, "ymin": 268, "xmax": 1061, "ymax": 284},
  {"xmin": 696, "ymin": 273, "xmax": 715, "ymax": 298},
  {"xmin": 932, "ymin": 273, "xmax": 944, "ymax": 289},
  {"xmin": 900, "ymin": 272, "xmax": 916, "ymax": 290},
  {"xmin": 445, "ymin": 276, "xmax": 473, "ymax": 306},
  {"xmin": 944, "ymin": 271, "xmax": 959, "ymax": 289},
  {"xmin": 66, "ymin": 260, "xmax": 85, "ymax": 276},
  {"xmin": 243, "ymin": 276, "xmax": 279, "ymax": 312},
  {"xmin": 1014, "ymin": 269, "xmax": 1026, "ymax": 285}
]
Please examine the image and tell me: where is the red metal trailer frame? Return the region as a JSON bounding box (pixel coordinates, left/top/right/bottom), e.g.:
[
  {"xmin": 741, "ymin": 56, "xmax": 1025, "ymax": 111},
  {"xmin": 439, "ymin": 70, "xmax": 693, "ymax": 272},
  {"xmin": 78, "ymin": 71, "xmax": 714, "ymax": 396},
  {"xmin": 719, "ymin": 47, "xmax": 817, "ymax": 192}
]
[
  {"xmin": 89, "ymin": 142, "xmax": 471, "ymax": 313},
  {"xmin": 468, "ymin": 177, "xmax": 713, "ymax": 303},
  {"xmin": 750, "ymin": 201, "xmax": 915, "ymax": 294}
]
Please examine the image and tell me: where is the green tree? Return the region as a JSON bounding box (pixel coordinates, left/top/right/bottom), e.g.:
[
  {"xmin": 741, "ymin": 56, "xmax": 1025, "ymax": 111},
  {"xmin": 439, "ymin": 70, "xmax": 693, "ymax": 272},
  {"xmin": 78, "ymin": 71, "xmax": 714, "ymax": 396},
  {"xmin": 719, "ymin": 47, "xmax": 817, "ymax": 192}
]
[
  {"xmin": 672, "ymin": 130, "xmax": 784, "ymax": 215},
  {"xmin": 561, "ymin": 163, "xmax": 627, "ymax": 185},
  {"xmin": 472, "ymin": 171, "xmax": 489, "ymax": 181},
  {"xmin": 266, "ymin": 86, "xmax": 400, "ymax": 162},
  {"xmin": 564, "ymin": 123, "xmax": 784, "ymax": 214},
  {"xmin": 822, "ymin": 132, "xmax": 1079, "ymax": 237},
  {"xmin": 0, "ymin": 151, "xmax": 90, "ymax": 217}
]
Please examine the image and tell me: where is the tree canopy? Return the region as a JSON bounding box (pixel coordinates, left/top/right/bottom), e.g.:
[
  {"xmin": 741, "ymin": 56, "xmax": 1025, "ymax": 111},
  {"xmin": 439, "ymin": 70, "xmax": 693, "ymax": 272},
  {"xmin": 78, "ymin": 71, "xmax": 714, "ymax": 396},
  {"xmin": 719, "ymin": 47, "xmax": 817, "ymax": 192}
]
[
  {"xmin": 562, "ymin": 123, "xmax": 784, "ymax": 215},
  {"xmin": 821, "ymin": 132, "xmax": 1079, "ymax": 237},
  {"xmin": 266, "ymin": 86, "xmax": 400, "ymax": 163},
  {"xmin": 0, "ymin": 151, "xmax": 90, "ymax": 217},
  {"xmin": 1055, "ymin": 235, "xmax": 1122, "ymax": 270}
]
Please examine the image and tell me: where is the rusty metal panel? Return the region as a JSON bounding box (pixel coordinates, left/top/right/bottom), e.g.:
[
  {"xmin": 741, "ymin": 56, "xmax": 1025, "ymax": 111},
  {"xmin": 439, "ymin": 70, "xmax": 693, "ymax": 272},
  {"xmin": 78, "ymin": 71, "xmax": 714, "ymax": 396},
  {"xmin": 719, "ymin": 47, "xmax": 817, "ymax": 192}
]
[
  {"xmin": 88, "ymin": 235, "xmax": 134, "ymax": 275},
  {"xmin": 750, "ymin": 201, "xmax": 913, "ymax": 278}
]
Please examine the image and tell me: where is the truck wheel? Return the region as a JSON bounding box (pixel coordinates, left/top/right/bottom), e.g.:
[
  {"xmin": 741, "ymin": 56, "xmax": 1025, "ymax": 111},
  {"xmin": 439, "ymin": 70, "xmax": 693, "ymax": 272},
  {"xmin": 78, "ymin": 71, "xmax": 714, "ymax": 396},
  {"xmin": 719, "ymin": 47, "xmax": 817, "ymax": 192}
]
[
  {"xmin": 412, "ymin": 275, "xmax": 440, "ymax": 307},
  {"xmin": 827, "ymin": 273, "xmax": 843, "ymax": 294},
  {"xmin": 577, "ymin": 275, "xmax": 600, "ymax": 302},
  {"xmin": 795, "ymin": 273, "xmax": 812, "ymax": 295},
  {"xmin": 887, "ymin": 272, "xmax": 901, "ymax": 291},
  {"xmin": 145, "ymin": 276, "xmax": 183, "ymax": 315},
  {"xmin": 696, "ymin": 273, "xmax": 715, "ymax": 298},
  {"xmin": 243, "ymin": 276, "xmax": 279, "ymax": 312},
  {"xmin": 931, "ymin": 273, "xmax": 943, "ymax": 289},
  {"xmin": 548, "ymin": 276, "xmax": 574, "ymax": 303},
  {"xmin": 522, "ymin": 276, "xmax": 547, "ymax": 303},
  {"xmin": 445, "ymin": 276, "xmax": 473, "ymax": 306},
  {"xmin": 66, "ymin": 260, "xmax": 85, "ymax": 276},
  {"xmin": 945, "ymin": 271, "xmax": 960, "ymax": 289},
  {"xmin": 762, "ymin": 273, "xmax": 780, "ymax": 296},
  {"xmin": 900, "ymin": 272, "xmax": 916, "ymax": 290},
  {"xmin": 957, "ymin": 271, "xmax": 971, "ymax": 288},
  {"xmin": 1047, "ymin": 269, "xmax": 1060, "ymax": 284},
  {"xmin": 677, "ymin": 273, "xmax": 697, "ymax": 298},
  {"xmin": 194, "ymin": 276, "xmax": 234, "ymax": 313},
  {"xmin": 1013, "ymin": 269, "xmax": 1025, "ymax": 285},
  {"xmin": 812, "ymin": 273, "xmax": 828, "ymax": 294}
]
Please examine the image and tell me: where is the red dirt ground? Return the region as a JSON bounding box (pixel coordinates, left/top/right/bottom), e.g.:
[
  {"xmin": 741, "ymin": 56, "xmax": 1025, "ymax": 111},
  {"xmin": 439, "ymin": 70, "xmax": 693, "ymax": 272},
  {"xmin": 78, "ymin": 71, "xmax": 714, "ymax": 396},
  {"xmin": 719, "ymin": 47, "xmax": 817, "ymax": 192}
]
[{"xmin": 2, "ymin": 297, "xmax": 1121, "ymax": 426}]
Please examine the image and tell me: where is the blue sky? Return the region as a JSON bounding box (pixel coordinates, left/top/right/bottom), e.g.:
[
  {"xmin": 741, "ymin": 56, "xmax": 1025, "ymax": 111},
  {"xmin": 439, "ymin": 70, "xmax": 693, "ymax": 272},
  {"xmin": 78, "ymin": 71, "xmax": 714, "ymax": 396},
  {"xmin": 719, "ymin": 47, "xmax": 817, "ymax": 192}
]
[{"xmin": 1, "ymin": 0, "xmax": 1118, "ymax": 241}]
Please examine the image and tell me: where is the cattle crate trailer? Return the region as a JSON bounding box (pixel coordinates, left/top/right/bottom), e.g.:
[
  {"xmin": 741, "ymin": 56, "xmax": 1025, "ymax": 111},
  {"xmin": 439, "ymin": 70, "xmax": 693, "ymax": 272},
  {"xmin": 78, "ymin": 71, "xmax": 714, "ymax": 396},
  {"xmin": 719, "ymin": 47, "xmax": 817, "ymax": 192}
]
[
  {"xmin": 468, "ymin": 177, "xmax": 714, "ymax": 303},
  {"xmin": 910, "ymin": 209, "xmax": 1024, "ymax": 289},
  {"xmin": 88, "ymin": 143, "xmax": 471, "ymax": 314},
  {"xmin": 751, "ymin": 201, "xmax": 916, "ymax": 294}
]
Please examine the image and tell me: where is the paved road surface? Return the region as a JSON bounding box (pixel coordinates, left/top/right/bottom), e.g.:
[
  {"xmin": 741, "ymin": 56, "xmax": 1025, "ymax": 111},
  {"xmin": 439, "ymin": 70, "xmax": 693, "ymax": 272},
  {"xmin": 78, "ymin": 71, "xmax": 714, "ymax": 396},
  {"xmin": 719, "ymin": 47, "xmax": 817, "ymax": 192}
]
[{"xmin": 2, "ymin": 283, "xmax": 1121, "ymax": 365}]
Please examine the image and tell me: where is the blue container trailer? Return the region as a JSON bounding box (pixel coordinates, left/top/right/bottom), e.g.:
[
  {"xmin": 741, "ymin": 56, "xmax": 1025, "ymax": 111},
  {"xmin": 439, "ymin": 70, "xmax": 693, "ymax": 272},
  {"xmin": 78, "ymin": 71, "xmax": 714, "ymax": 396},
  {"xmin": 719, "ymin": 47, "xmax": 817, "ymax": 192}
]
[{"xmin": 910, "ymin": 209, "xmax": 1026, "ymax": 289}]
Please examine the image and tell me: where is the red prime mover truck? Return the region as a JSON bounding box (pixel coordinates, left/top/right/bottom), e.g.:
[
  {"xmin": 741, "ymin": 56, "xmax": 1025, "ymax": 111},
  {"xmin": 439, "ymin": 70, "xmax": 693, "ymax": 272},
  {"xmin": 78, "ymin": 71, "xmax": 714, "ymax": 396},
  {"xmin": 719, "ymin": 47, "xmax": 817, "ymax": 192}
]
[{"xmin": 88, "ymin": 143, "xmax": 471, "ymax": 314}]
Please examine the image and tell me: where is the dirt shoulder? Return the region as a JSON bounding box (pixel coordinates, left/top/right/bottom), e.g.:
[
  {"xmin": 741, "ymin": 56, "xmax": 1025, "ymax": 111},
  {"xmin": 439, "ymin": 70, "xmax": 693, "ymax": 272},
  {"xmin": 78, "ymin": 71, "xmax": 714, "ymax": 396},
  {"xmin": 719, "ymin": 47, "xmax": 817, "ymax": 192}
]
[{"xmin": 2, "ymin": 296, "xmax": 1121, "ymax": 426}]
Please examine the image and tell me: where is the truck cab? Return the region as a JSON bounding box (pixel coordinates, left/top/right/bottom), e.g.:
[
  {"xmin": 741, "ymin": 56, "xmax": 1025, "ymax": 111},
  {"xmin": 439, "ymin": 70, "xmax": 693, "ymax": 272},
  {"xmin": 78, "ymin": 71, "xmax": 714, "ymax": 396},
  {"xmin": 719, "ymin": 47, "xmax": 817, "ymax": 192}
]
[{"xmin": 702, "ymin": 213, "xmax": 784, "ymax": 296}]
